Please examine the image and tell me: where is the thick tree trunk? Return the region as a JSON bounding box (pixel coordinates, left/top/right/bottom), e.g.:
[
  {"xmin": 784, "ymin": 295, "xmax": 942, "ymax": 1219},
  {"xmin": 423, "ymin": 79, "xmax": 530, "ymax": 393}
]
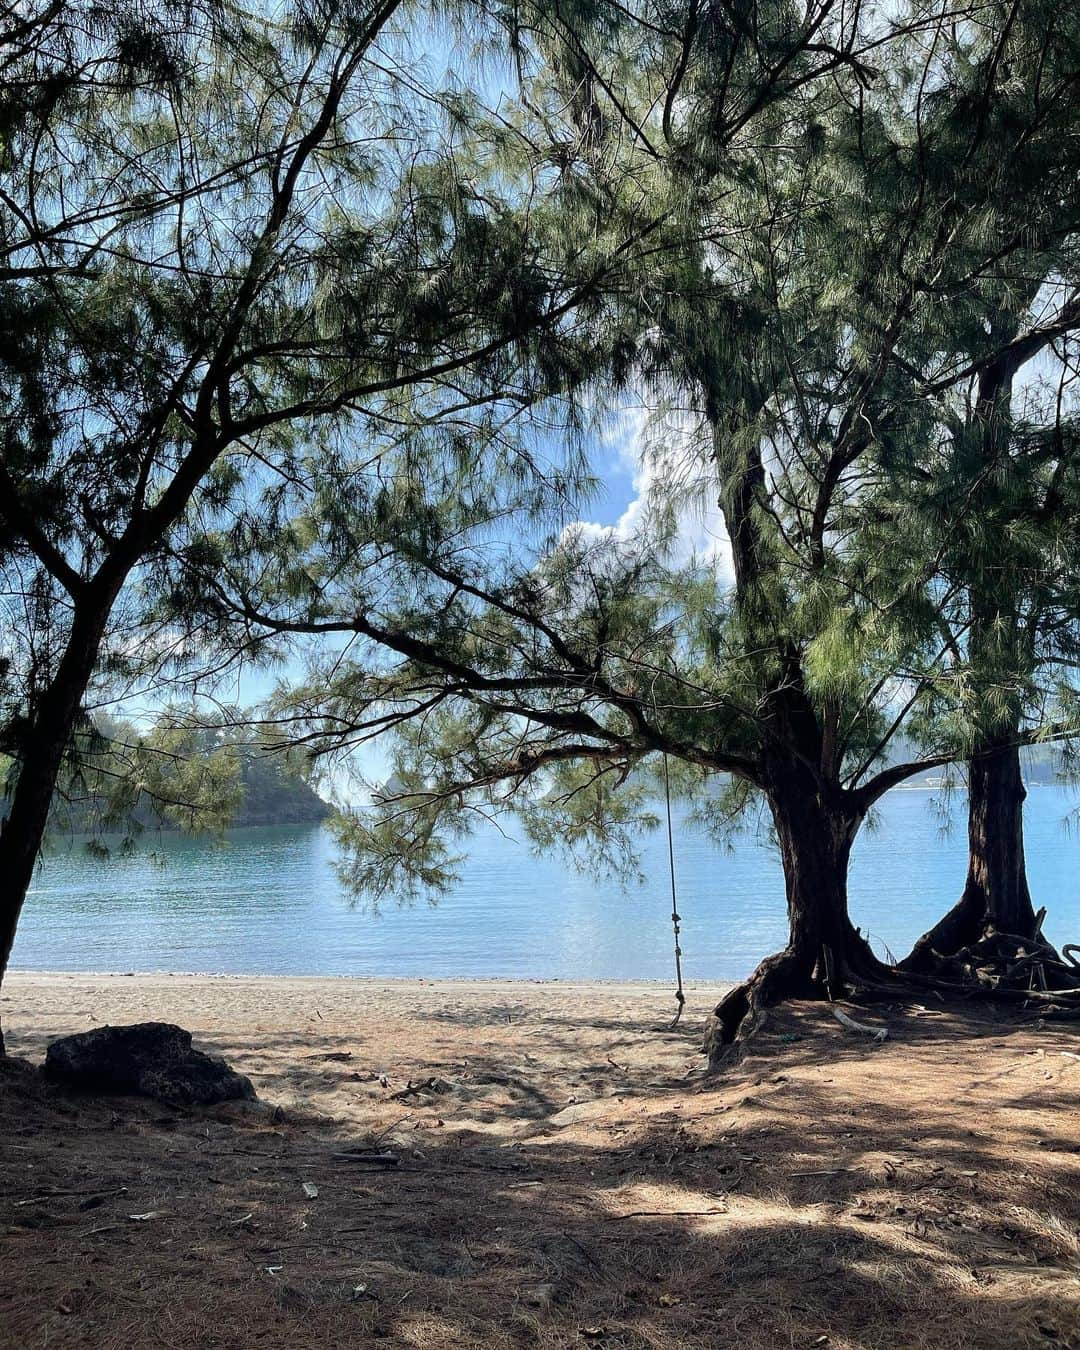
[
  {"xmin": 0, "ymin": 592, "xmax": 115, "ymax": 1055},
  {"xmin": 903, "ymin": 741, "xmax": 1038, "ymax": 972},
  {"xmin": 901, "ymin": 350, "xmax": 1055, "ymax": 981},
  {"xmin": 704, "ymin": 760, "xmax": 883, "ymax": 1063}
]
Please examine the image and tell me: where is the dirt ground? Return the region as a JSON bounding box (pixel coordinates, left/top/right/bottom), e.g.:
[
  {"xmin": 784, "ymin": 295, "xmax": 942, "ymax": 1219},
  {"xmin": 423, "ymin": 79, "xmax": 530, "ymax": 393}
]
[{"xmin": 1, "ymin": 972, "xmax": 1078, "ymax": 1350}]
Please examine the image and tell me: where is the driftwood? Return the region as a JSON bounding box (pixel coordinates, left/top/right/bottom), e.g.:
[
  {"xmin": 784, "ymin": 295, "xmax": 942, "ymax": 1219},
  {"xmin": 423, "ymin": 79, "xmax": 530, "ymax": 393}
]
[{"xmin": 831, "ymin": 1006, "xmax": 888, "ymax": 1042}]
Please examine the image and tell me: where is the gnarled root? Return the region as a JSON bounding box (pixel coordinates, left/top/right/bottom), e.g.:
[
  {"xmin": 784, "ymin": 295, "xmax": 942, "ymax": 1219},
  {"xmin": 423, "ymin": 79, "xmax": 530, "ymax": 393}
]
[
  {"xmin": 703, "ymin": 935, "xmax": 886, "ymax": 1068},
  {"xmin": 702, "ymin": 949, "xmax": 806, "ymax": 1064},
  {"xmin": 702, "ymin": 925, "xmax": 1080, "ymax": 1071},
  {"xmin": 902, "ymin": 920, "xmax": 1080, "ymax": 997}
]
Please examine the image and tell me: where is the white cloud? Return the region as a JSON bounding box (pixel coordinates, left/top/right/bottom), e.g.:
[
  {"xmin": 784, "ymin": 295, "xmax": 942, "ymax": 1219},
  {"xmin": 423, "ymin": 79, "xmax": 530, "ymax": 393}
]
[{"xmin": 560, "ymin": 399, "xmax": 734, "ymax": 581}]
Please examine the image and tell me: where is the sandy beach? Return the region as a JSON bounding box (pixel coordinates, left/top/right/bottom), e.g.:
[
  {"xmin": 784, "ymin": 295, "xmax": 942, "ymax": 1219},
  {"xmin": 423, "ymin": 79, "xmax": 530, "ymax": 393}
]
[
  {"xmin": 3, "ymin": 969, "xmax": 723, "ymax": 1037},
  {"xmin": 2, "ymin": 972, "xmax": 1078, "ymax": 1349},
  {"xmin": 2, "ymin": 972, "xmax": 724, "ymax": 1107}
]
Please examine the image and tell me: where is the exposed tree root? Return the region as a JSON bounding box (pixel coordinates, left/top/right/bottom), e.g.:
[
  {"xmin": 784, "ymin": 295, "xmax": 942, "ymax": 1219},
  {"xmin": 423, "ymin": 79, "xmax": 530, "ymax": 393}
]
[
  {"xmin": 901, "ymin": 921, "xmax": 1080, "ymax": 998},
  {"xmin": 704, "ymin": 932, "xmax": 1080, "ymax": 1070},
  {"xmin": 831, "ymin": 1006, "xmax": 888, "ymax": 1041},
  {"xmin": 703, "ymin": 932, "xmax": 889, "ymax": 1067}
]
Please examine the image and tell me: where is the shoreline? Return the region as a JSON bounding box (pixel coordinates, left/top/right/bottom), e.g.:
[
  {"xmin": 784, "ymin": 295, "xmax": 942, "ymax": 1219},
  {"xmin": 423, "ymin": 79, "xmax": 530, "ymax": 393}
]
[
  {"xmin": 5, "ymin": 969, "xmax": 729, "ymax": 993},
  {"xmin": 1, "ymin": 970, "xmax": 729, "ymax": 1068}
]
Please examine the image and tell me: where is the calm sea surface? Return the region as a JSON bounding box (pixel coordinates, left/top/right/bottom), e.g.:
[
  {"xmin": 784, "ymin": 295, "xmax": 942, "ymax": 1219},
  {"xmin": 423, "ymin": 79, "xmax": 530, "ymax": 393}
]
[{"xmin": 11, "ymin": 786, "xmax": 1080, "ymax": 982}]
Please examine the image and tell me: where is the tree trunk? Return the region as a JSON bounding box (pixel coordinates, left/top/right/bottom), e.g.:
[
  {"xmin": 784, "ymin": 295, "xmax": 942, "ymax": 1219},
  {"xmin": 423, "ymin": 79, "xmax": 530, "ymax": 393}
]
[
  {"xmin": 902, "ymin": 345, "xmax": 1049, "ymax": 977},
  {"xmin": 0, "ymin": 591, "xmax": 115, "ymax": 1055},
  {"xmin": 704, "ymin": 759, "xmax": 882, "ymax": 1063},
  {"xmin": 903, "ymin": 741, "xmax": 1037, "ymax": 971}
]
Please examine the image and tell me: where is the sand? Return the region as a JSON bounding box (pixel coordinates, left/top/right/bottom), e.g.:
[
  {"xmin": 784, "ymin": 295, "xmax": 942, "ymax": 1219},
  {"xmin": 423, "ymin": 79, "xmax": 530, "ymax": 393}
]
[
  {"xmin": 1, "ymin": 971, "xmax": 1078, "ymax": 1349},
  {"xmin": 2, "ymin": 970, "xmax": 717, "ymax": 1049}
]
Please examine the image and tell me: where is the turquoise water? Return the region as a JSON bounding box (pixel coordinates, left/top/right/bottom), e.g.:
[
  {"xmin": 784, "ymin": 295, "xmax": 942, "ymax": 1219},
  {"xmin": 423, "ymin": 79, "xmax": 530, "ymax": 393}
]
[{"xmin": 10, "ymin": 786, "xmax": 1080, "ymax": 981}]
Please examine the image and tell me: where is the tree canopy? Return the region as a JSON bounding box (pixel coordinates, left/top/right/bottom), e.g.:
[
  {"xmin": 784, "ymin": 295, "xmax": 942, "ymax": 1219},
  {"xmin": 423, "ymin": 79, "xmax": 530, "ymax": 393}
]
[
  {"xmin": 171, "ymin": 0, "xmax": 1080, "ymax": 1046},
  {"xmin": 0, "ymin": 0, "xmax": 677, "ymax": 1012},
  {"xmin": 2, "ymin": 0, "xmax": 1080, "ymax": 1051}
]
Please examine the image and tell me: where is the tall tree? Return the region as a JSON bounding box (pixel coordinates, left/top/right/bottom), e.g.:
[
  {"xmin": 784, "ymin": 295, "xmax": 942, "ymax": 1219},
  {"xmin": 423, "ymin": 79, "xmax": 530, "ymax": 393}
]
[
  {"xmin": 0, "ymin": 0, "xmax": 648, "ymax": 1047},
  {"xmin": 171, "ymin": 0, "xmax": 1080, "ymax": 1056},
  {"xmin": 902, "ymin": 326, "xmax": 1080, "ymax": 972},
  {"xmin": 885, "ymin": 0, "xmax": 1080, "ymax": 971}
]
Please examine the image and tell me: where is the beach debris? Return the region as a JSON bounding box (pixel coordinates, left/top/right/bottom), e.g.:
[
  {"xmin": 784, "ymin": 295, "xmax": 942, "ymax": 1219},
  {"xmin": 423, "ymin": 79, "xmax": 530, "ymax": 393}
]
[
  {"xmin": 790, "ymin": 1168, "xmax": 851, "ymax": 1178},
  {"xmin": 15, "ymin": 1185, "xmax": 127, "ymax": 1208},
  {"xmin": 373, "ymin": 1114, "xmax": 413, "ymax": 1143},
  {"xmin": 302, "ymin": 1182, "xmax": 319, "ymax": 1199},
  {"xmin": 548, "ymin": 1101, "xmax": 600, "ymax": 1127},
  {"xmin": 78, "ymin": 1193, "xmax": 115, "ymax": 1211},
  {"xmin": 391, "ymin": 1076, "xmax": 454, "ymax": 1101},
  {"xmin": 128, "ymin": 1211, "xmax": 164, "ymax": 1221},
  {"xmin": 330, "ymin": 1149, "xmax": 400, "ymax": 1167},
  {"xmin": 44, "ymin": 1023, "xmax": 256, "ymax": 1106},
  {"xmin": 523, "ymin": 1283, "xmax": 558, "ymax": 1310},
  {"xmin": 830, "ymin": 1007, "xmax": 888, "ymax": 1042}
]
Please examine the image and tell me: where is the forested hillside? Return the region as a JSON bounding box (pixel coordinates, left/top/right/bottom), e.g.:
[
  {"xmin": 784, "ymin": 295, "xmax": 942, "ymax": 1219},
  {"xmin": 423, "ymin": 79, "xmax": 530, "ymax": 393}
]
[
  {"xmin": 227, "ymin": 746, "xmax": 330, "ymax": 828},
  {"xmin": 2, "ymin": 718, "xmax": 329, "ymax": 837}
]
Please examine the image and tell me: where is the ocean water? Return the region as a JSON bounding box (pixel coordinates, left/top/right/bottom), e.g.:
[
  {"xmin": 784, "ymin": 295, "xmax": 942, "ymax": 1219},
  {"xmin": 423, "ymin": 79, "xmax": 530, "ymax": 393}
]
[{"xmin": 10, "ymin": 786, "xmax": 1080, "ymax": 982}]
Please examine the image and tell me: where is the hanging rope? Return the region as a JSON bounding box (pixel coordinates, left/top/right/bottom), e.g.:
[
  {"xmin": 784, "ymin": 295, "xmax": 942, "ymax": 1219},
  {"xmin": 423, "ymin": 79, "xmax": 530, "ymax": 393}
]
[{"xmin": 663, "ymin": 753, "xmax": 686, "ymax": 1028}]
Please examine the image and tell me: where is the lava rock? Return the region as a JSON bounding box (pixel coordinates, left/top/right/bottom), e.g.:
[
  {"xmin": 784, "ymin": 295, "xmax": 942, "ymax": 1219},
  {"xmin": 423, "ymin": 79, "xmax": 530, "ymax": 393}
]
[{"xmin": 43, "ymin": 1022, "xmax": 256, "ymax": 1106}]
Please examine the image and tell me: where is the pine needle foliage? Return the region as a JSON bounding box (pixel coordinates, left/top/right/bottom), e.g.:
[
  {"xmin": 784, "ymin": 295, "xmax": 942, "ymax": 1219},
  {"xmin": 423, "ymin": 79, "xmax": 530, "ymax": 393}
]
[
  {"xmin": 0, "ymin": 0, "xmax": 686, "ymax": 986},
  {"xmin": 203, "ymin": 1, "xmax": 1080, "ymax": 938}
]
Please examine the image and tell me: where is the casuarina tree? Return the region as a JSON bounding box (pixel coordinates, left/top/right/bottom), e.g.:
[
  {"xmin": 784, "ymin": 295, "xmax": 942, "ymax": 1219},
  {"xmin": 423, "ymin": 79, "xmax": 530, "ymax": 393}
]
[
  {"xmin": 169, "ymin": 1, "xmax": 1080, "ymax": 1055},
  {"xmin": 0, "ymin": 0, "xmax": 662, "ymax": 1049}
]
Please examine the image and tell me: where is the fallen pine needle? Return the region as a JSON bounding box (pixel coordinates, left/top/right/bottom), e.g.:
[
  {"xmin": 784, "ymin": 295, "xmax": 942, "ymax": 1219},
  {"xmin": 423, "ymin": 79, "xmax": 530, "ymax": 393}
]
[{"xmin": 612, "ymin": 1208, "xmax": 728, "ymax": 1220}]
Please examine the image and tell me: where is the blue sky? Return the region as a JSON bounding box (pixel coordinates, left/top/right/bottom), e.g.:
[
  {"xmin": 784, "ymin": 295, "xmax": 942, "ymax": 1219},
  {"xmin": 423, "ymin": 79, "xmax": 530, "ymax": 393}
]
[
  {"xmin": 217, "ymin": 399, "xmax": 734, "ymax": 799},
  {"xmin": 217, "ymin": 414, "xmax": 643, "ymax": 790}
]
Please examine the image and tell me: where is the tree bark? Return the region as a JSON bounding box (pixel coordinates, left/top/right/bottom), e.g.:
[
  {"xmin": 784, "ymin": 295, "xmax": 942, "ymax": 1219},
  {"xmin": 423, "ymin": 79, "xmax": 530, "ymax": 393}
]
[
  {"xmin": 704, "ymin": 755, "xmax": 883, "ymax": 1063},
  {"xmin": 902, "ymin": 336, "xmax": 1044, "ymax": 975},
  {"xmin": 0, "ymin": 589, "xmax": 116, "ymax": 1055},
  {"xmin": 903, "ymin": 740, "xmax": 1038, "ymax": 970}
]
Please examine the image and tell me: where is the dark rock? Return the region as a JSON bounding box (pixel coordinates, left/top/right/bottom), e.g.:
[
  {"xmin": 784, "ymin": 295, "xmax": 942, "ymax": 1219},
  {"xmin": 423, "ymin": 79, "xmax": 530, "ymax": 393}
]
[
  {"xmin": 0, "ymin": 1053, "xmax": 38, "ymax": 1081},
  {"xmin": 43, "ymin": 1022, "xmax": 256, "ymax": 1106}
]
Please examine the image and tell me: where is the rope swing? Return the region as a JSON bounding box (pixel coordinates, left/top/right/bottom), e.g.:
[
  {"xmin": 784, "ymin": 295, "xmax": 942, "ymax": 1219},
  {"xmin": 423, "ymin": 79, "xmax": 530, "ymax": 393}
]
[{"xmin": 663, "ymin": 753, "xmax": 686, "ymax": 1028}]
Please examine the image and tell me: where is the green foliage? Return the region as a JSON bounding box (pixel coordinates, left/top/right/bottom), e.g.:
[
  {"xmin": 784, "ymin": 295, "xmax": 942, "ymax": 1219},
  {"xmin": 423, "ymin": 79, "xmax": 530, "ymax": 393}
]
[
  {"xmin": 0, "ymin": 0, "xmax": 663, "ymax": 920},
  {"xmin": 4, "ymin": 0, "xmax": 1080, "ymax": 934},
  {"xmin": 226, "ymin": 0, "xmax": 1080, "ymax": 906},
  {"xmin": 34, "ymin": 710, "xmax": 329, "ymax": 846}
]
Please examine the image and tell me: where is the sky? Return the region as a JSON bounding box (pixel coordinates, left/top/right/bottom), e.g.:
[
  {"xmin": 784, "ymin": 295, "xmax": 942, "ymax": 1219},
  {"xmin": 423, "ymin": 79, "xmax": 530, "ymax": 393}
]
[{"xmin": 215, "ymin": 397, "xmax": 733, "ymax": 800}]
